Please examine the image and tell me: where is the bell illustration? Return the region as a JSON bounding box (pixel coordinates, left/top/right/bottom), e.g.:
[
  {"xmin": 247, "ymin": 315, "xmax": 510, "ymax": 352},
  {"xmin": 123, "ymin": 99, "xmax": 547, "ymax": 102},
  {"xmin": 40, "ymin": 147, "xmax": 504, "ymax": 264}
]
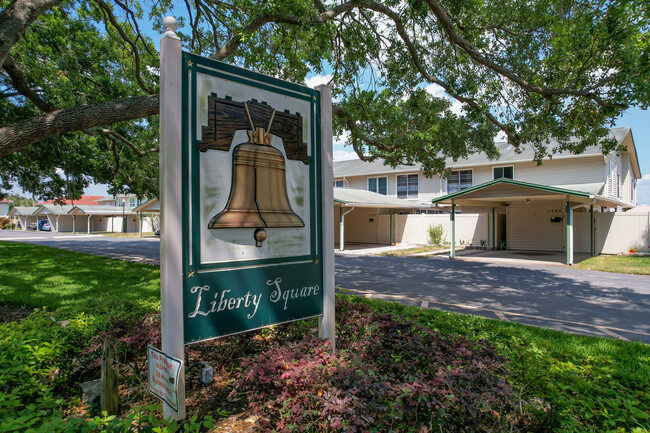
[{"xmin": 208, "ymin": 119, "xmax": 305, "ymax": 247}]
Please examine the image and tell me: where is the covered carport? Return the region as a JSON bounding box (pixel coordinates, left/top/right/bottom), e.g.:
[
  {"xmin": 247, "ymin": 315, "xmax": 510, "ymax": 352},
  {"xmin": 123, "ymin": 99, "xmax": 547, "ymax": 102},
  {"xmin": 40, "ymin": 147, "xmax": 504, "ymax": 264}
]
[
  {"xmin": 68, "ymin": 205, "xmax": 138, "ymax": 233},
  {"xmin": 33, "ymin": 205, "xmax": 74, "ymax": 232},
  {"xmin": 431, "ymin": 178, "xmax": 631, "ymax": 265},
  {"xmin": 133, "ymin": 198, "xmax": 159, "ymax": 237},
  {"xmin": 8, "ymin": 206, "xmax": 40, "ymax": 230},
  {"xmin": 334, "ymin": 188, "xmax": 431, "ymax": 251}
]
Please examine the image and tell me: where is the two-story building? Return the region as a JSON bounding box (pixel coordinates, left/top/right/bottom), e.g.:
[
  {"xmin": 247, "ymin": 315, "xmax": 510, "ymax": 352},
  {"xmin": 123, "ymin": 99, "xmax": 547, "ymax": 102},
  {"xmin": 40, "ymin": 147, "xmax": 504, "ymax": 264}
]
[{"xmin": 333, "ymin": 127, "xmax": 644, "ymax": 262}]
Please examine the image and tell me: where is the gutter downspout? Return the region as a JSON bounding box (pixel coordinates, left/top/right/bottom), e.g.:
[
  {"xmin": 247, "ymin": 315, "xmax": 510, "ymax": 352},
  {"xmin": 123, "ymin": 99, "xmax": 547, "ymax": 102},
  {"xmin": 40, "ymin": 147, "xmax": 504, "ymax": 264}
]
[{"xmin": 340, "ymin": 206, "xmax": 355, "ymax": 251}]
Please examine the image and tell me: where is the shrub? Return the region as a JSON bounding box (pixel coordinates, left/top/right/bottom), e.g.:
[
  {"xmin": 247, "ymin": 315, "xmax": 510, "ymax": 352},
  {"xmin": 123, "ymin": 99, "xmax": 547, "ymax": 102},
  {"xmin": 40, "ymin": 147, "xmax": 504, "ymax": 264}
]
[
  {"xmin": 0, "ymin": 216, "xmax": 10, "ymax": 229},
  {"xmin": 232, "ymin": 298, "xmax": 549, "ymax": 432},
  {"xmin": 427, "ymin": 223, "xmax": 444, "ymax": 244}
]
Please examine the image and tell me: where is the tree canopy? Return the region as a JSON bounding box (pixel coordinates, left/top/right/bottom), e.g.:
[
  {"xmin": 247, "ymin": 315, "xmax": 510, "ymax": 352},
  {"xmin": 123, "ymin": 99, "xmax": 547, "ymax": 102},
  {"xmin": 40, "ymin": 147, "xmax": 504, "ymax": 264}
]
[{"xmin": 1, "ymin": 0, "xmax": 648, "ymax": 200}]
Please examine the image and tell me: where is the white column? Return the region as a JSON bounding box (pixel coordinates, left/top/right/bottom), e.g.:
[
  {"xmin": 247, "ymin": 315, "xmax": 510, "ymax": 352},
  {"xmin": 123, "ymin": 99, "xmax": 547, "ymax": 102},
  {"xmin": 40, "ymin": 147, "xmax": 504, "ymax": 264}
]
[
  {"xmin": 315, "ymin": 84, "xmax": 335, "ymax": 349},
  {"xmin": 56, "ymin": 215, "xmax": 60, "ymax": 232},
  {"xmin": 87, "ymin": 215, "xmax": 91, "ymax": 234},
  {"xmin": 159, "ymin": 16, "xmax": 185, "ymax": 420},
  {"xmin": 567, "ymin": 200, "xmax": 574, "ymax": 265}
]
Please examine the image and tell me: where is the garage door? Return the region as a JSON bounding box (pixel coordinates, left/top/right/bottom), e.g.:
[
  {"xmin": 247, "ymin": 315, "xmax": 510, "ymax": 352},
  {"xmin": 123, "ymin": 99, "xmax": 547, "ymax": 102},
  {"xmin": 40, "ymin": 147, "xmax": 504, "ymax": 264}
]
[
  {"xmin": 345, "ymin": 208, "xmax": 379, "ymax": 244},
  {"xmin": 508, "ymin": 201, "xmax": 564, "ymax": 251}
]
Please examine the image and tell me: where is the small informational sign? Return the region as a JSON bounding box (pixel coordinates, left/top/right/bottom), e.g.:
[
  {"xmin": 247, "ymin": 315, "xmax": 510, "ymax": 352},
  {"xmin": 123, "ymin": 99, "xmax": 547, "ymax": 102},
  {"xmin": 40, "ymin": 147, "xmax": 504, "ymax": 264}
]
[
  {"xmin": 180, "ymin": 54, "xmax": 325, "ymax": 344},
  {"xmin": 148, "ymin": 346, "xmax": 183, "ymax": 412}
]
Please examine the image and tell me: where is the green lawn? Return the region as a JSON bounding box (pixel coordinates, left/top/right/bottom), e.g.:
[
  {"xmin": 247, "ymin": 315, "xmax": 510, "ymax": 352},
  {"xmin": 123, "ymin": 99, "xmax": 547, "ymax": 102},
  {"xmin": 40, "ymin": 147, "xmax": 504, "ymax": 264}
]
[
  {"xmin": 355, "ymin": 296, "xmax": 650, "ymax": 432},
  {"xmin": 0, "ymin": 241, "xmax": 160, "ymax": 313},
  {"xmin": 0, "ymin": 241, "xmax": 649, "ymax": 432},
  {"xmin": 378, "ymin": 245, "xmax": 449, "ymax": 256},
  {"xmin": 575, "ymin": 254, "xmax": 650, "ymax": 275},
  {"xmin": 94, "ymin": 232, "xmax": 156, "ymax": 238}
]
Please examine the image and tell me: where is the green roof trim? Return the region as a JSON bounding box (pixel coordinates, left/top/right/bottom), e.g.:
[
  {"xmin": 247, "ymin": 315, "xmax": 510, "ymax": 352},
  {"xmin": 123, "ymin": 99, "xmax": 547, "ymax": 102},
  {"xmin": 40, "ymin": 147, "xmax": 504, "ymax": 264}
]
[{"xmin": 431, "ymin": 178, "xmax": 592, "ymax": 204}]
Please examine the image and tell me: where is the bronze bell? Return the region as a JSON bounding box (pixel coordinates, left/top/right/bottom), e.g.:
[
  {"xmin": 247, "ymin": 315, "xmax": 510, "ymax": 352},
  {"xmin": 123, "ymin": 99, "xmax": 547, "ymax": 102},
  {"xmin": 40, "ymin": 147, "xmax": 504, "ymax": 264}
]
[{"xmin": 208, "ymin": 126, "xmax": 305, "ymax": 247}]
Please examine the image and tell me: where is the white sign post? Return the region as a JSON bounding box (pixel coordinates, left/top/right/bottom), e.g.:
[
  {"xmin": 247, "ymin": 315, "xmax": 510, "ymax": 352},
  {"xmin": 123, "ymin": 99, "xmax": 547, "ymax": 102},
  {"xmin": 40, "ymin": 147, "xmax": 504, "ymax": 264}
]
[
  {"xmin": 316, "ymin": 84, "xmax": 335, "ymax": 348},
  {"xmin": 159, "ymin": 16, "xmax": 185, "ymax": 420}
]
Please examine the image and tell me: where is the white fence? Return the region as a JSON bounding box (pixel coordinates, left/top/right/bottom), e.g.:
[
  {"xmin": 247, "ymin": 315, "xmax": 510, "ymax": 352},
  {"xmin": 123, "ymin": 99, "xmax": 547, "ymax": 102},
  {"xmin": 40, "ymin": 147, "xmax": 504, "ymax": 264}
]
[
  {"xmin": 380, "ymin": 211, "xmax": 649, "ymax": 254},
  {"xmin": 381, "ymin": 213, "xmax": 489, "ymax": 246}
]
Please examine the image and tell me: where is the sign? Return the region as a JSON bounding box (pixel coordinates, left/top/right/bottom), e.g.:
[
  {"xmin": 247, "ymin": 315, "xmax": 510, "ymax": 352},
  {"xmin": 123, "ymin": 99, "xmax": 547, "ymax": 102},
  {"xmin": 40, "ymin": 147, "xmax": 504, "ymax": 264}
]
[
  {"xmin": 180, "ymin": 54, "xmax": 325, "ymax": 343},
  {"xmin": 158, "ymin": 17, "xmax": 333, "ymax": 419},
  {"xmin": 147, "ymin": 346, "xmax": 183, "ymax": 412}
]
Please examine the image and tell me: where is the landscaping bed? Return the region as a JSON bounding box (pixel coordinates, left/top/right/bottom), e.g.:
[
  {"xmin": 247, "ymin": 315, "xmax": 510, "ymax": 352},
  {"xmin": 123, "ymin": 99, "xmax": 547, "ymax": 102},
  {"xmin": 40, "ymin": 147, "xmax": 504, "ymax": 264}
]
[{"xmin": 1, "ymin": 241, "xmax": 649, "ymax": 432}]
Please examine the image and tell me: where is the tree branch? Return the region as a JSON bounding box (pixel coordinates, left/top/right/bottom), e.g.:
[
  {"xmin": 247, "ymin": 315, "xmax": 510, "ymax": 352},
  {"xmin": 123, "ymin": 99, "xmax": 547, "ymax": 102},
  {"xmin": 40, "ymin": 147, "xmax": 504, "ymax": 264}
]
[
  {"xmin": 0, "ymin": 94, "xmax": 159, "ymax": 158},
  {"xmin": 2, "ymin": 55, "xmax": 56, "ymax": 112},
  {"xmin": 0, "ymin": 0, "xmax": 64, "ymax": 67},
  {"xmin": 93, "ymin": 0, "xmax": 154, "ymax": 94},
  {"xmin": 424, "ymin": 0, "xmax": 625, "ymax": 109},
  {"xmin": 210, "ymin": 1, "xmax": 362, "ymax": 60}
]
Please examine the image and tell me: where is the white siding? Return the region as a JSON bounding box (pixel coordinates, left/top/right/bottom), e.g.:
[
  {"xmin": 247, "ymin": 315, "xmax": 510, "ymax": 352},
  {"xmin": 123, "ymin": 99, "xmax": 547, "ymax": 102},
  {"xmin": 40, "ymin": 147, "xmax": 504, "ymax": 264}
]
[
  {"xmin": 513, "ymin": 156, "xmax": 605, "ymax": 185},
  {"xmin": 508, "ymin": 201, "xmax": 565, "ymax": 251}
]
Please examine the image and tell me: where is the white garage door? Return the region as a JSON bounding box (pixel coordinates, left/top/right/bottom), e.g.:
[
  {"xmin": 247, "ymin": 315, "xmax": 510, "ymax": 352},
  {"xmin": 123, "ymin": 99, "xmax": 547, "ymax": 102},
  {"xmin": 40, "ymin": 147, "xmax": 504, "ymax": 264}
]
[{"xmin": 508, "ymin": 201, "xmax": 565, "ymax": 251}]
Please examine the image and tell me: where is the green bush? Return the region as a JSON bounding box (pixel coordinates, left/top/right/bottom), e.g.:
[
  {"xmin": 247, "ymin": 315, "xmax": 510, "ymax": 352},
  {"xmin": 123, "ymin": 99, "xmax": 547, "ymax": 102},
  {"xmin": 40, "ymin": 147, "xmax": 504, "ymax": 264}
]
[
  {"xmin": 0, "ymin": 217, "xmax": 10, "ymax": 229},
  {"xmin": 427, "ymin": 223, "xmax": 444, "ymax": 244}
]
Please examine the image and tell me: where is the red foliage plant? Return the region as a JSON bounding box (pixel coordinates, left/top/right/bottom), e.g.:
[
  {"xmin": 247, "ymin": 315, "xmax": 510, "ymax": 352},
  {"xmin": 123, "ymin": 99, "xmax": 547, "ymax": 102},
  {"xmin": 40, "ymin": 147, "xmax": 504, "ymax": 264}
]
[{"xmin": 232, "ymin": 298, "xmax": 547, "ymax": 432}]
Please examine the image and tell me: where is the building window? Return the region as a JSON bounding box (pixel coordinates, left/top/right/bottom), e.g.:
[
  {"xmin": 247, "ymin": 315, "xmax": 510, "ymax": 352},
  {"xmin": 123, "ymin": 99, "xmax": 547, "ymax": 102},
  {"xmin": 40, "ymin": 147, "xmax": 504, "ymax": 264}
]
[
  {"xmin": 493, "ymin": 166, "xmax": 514, "ymax": 179},
  {"xmin": 333, "ymin": 180, "xmax": 344, "ymax": 188},
  {"xmin": 447, "ymin": 170, "xmax": 472, "ymax": 193},
  {"xmin": 129, "ymin": 197, "xmax": 136, "ymax": 207},
  {"xmin": 368, "ymin": 177, "xmax": 388, "ymax": 195},
  {"xmin": 608, "ymin": 162, "xmax": 615, "ymax": 196},
  {"xmin": 397, "ymin": 174, "xmax": 418, "ymax": 199}
]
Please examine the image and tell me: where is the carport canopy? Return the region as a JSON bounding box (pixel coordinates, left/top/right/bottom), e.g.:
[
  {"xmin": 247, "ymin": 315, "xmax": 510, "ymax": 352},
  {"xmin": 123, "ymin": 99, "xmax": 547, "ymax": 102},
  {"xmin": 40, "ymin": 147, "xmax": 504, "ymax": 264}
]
[
  {"xmin": 431, "ymin": 178, "xmax": 629, "ymax": 264},
  {"xmin": 334, "ymin": 187, "xmax": 431, "ymax": 251},
  {"xmin": 133, "ymin": 198, "xmax": 159, "ymax": 213}
]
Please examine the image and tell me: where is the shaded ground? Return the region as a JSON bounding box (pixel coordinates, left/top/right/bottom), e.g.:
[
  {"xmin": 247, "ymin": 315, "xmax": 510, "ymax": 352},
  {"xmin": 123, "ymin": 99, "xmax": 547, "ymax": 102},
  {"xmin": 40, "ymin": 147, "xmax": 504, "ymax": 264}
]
[{"xmin": 335, "ymin": 254, "xmax": 650, "ymax": 344}]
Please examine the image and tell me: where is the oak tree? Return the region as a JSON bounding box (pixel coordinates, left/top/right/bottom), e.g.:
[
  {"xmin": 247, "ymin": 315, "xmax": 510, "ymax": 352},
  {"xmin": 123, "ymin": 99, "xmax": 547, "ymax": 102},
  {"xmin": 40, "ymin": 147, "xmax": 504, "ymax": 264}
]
[{"xmin": 1, "ymin": 0, "xmax": 648, "ymax": 199}]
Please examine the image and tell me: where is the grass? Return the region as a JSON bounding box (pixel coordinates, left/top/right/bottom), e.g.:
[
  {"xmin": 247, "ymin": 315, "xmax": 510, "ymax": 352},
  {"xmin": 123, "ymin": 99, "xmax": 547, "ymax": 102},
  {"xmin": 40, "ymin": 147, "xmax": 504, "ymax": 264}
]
[
  {"xmin": 378, "ymin": 245, "xmax": 449, "ymax": 256},
  {"xmin": 0, "ymin": 241, "xmax": 160, "ymax": 313},
  {"xmin": 351, "ymin": 296, "xmax": 650, "ymax": 432},
  {"xmin": 575, "ymin": 254, "xmax": 650, "ymax": 275},
  {"xmin": 0, "ymin": 241, "xmax": 649, "ymax": 432},
  {"xmin": 93, "ymin": 231, "xmax": 156, "ymax": 238}
]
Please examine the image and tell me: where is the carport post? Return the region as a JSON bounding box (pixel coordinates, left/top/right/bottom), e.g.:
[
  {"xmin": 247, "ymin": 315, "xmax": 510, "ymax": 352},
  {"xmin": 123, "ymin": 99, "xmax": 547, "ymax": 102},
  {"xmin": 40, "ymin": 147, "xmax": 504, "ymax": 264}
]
[
  {"xmin": 73, "ymin": 215, "xmax": 76, "ymax": 234},
  {"xmin": 339, "ymin": 206, "xmax": 344, "ymax": 251},
  {"xmin": 566, "ymin": 200, "xmax": 573, "ymax": 265},
  {"xmin": 389, "ymin": 209, "xmax": 393, "ymax": 245},
  {"xmin": 450, "ymin": 203, "xmax": 456, "ymax": 259},
  {"xmin": 139, "ymin": 212, "xmax": 143, "ymax": 238},
  {"xmin": 492, "ymin": 207, "xmax": 496, "ymax": 250},
  {"xmin": 87, "ymin": 215, "xmax": 91, "ymax": 235},
  {"xmin": 56, "ymin": 215, "xmax": 59, "ymax": 232},
  {"xmin": 590, "ymin": 204, "xmax": 594, "ymax": 256}
]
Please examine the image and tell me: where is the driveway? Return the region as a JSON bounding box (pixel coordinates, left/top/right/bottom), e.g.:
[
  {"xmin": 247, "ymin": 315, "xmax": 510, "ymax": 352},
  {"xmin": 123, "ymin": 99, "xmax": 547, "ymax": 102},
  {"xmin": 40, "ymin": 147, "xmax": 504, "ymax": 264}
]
[
  {"xmin": 2, "ymin": 231, "xmax": 648, "ymax": 343},
  {"xmin": 0, "ymin": 230, "xmax": 160, "ymax": 265},
  {"xmin": 335, "ymin": 254, "xmax": 650, "ymax": 344}
]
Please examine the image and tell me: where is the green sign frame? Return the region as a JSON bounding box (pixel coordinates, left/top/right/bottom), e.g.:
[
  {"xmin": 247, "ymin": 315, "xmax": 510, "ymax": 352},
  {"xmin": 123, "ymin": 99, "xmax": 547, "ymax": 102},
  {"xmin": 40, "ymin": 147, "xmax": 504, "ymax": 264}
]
[{"xmin": 180, "ymin": 53, "xmax": 324, "ymax": 344}]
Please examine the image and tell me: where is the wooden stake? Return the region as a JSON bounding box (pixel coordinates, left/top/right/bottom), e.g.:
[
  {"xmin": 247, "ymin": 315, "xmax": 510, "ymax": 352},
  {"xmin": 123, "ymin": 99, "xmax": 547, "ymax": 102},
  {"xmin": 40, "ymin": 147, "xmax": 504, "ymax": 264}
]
[{"xmin": 100, "ymin": 340, "xmax": 119, "ymax": 414}]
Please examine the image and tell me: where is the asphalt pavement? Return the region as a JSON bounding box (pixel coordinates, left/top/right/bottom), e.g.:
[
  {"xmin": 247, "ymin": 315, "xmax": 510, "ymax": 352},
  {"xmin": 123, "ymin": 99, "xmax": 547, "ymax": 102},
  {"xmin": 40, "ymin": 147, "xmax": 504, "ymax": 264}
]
[
  {"xmin": 2, "ymin": 230, "xmax": 649, "ymax": 343},
  {"xmin": 0, "ymin": 230, "xmax": 160, "ymax": 265}
]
